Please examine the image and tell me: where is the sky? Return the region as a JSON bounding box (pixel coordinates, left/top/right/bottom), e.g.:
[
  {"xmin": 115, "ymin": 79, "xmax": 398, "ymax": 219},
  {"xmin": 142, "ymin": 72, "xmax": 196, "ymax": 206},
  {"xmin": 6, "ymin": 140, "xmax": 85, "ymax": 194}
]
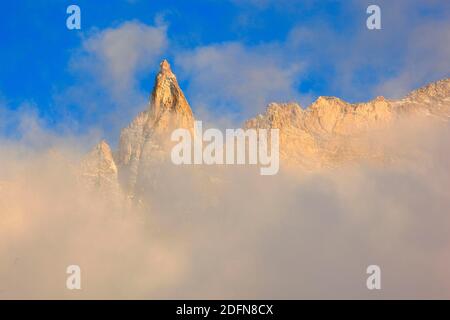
[{"xmin": 1, "ymin": 0, "xmax": 449, "ymax": 145}]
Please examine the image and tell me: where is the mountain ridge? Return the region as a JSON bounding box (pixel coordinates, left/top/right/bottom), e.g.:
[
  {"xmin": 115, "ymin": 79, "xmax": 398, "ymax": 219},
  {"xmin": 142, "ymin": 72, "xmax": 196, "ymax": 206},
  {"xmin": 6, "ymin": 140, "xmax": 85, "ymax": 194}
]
[{"xmin": 81, "ymin": 60, "xmax": 450, "ymax": 195}]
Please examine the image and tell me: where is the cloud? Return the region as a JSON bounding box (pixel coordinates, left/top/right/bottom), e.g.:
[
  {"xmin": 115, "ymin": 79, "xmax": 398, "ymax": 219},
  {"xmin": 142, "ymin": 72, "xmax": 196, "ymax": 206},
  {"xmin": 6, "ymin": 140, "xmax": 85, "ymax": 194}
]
[
  {"xmin": 52, "ymin": 21, "xmax": 168, "ymax": 144},
  {"xmin": 73, "ymin": 21, "xmax": 167, "ymax": 94},
  {"xmin": 175, "ymin": 42, "xmax": 304, "ymax": 120},
  {"xmin": 324, "ymin": 0, "xmax": 450, "ymax": 99},
  {"xmin": 0, "ymin": 146, "xmax": 187, "ymax": 299},
  {"xmin": 374, "ymin": 19, "xmax": 450, "ymax": 97},
  {"xmin": 1, "ymin": 106, "xmax": 450, "ymax": 298},
  {"xmin": 226, "ymin": 0, "xmax": 450, "ymax": 102}
]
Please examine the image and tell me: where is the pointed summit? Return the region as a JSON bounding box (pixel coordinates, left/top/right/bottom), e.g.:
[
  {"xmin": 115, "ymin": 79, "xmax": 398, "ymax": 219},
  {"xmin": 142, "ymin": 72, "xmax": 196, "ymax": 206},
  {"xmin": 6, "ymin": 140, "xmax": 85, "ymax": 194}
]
[
  {"xmin": 149, "ymin": 59, "xmax": 194, "ymax": 128},
  {"xmin": 159, "ymin": 59, "xmax": 173, "ymax": 75},
  {"xmin": 98, "ymin": 140, "xmax": 114, "ymax": 156},
  {"xmin": 83, "ymin": 140, "xmax": 117, "ymax": 175},
  {"xmin": 80, "ymin": 140, "xmax": 120, "ymax": 193},
  {"xmin": 117, "ymin": 60, "xmax": 195, "ymax": 195}
]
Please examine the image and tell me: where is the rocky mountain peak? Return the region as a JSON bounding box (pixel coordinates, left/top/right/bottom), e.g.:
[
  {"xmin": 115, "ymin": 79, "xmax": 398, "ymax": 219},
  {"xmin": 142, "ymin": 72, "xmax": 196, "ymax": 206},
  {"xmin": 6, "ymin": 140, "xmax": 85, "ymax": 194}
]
[
  {"xmin": 80, "ymin": 140, "xmax": 119, "ymax": 193},
  {"xmin": 159, "ymin": 59, "xmax": 173, "ymax": 76},
  {"xmin": 406, "ymin": 78, "xmax": 450, "ymax": 100},
  {"xmin": 149, "ymin": 59, "xmax": 194, "ymax": 127},
  {"xmin": 114, "ymin": 59, "xmax": 195, "ymax": 195},
  {"xmin": 97, "ymin": 140, "xmax": 114, "ymax": 157}
]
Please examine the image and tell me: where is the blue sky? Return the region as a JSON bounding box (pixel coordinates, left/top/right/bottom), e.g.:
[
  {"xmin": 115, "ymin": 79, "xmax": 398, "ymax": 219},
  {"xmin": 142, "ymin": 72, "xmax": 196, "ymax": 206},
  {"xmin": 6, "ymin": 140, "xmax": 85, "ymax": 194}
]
[{"xmin": 1, "ymin": 0, "xmax": 449, "ymax": 144}]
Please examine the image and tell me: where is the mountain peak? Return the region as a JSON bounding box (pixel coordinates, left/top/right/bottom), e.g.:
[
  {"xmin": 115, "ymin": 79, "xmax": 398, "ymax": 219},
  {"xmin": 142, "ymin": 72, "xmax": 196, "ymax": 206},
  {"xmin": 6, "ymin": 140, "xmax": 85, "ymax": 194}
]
[
  {"xmin": 156, "ymin": 59, "xmax": 176, "ymax": 82},
  {"xmin": 406, "ymin": 77, "xmax": 450, "ymax": 101},
  {"xmin": 80, "ymin": 140, "xmax": 119, "ymax": 193},
  {"xmin": 159, "ymin": 59, "xmax": 172, "ymax": 75},
  {"xmin": 117, "ymin": 60, "xmax": 195, "ymax": 195},
  {"xmin": 150, "ymin": 59, "xmax": 193, "ymax": 124},
  {"xmin": 98, "ymin": 139, "xmax": 112, "ymax": 154}
]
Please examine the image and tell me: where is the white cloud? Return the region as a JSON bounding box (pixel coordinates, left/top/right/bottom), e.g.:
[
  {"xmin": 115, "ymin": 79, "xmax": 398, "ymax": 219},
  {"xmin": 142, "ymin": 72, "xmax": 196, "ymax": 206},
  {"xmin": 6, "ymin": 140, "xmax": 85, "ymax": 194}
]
[
  {"xmin": 175, "ymin": 42, "xmax": 304, "ymax": 120},
  {"xmin": 54, "ymin": 21, "xmax": 169, "ymax": 142},
  {"xmin": 375, "ymin": 19, "xmax": 450, "ymax": 98},
  {"xmin": 1, "ymin": 116, "xmax": 450, "ymax": 298},
  {"xmin": 74, "ymin": 21, "xmax": 168, "ymax": 95},
  {"xmin": 227, "ymin": 0, "xmax": 450, "ymax": 102}
]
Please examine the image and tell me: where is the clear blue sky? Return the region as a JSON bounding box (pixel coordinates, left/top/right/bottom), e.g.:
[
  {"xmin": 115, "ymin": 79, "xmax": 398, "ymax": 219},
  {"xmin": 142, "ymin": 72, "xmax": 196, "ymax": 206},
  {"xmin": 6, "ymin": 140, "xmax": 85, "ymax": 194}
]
[{"xmin": 1, "ymin": 0, "xmax": 449, "ymax": 142}]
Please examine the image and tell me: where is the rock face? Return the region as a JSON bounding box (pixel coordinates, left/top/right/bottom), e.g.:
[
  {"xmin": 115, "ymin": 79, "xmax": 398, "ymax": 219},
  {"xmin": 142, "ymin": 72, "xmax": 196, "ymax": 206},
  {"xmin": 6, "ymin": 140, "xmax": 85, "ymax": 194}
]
[
  {"xmin": 245, "ymin": 78, "xmax": 450, "ymax": 169},
  {"xmin": 392, "ymin": 78, "xmax": 450, "ymax": 118},
  {"xmin": 116, "ymin": 60, "xmax": 195, "ymax": 196},
  {"xmin": 80, "ymin": 59, "xmax": 450, "ymax": 195}
]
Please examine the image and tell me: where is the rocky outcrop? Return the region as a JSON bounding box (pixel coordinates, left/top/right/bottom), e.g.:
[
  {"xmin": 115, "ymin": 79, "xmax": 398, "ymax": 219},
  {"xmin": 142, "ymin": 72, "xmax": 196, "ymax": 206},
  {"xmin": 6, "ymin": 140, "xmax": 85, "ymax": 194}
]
[
  {"xmin": 392, "ymin": 78, "xmax": 450, "ymax": 118},
  {"xmin": 245, "ymin": 78, "xmax": 450, "ymax": 169},
  {"xmin": 116, "ymin": 59, "xmax": 195, "ymax": 196},
  {"xmin": 80, "ymin": 140, "xmax": 120, "ymax": 194}
]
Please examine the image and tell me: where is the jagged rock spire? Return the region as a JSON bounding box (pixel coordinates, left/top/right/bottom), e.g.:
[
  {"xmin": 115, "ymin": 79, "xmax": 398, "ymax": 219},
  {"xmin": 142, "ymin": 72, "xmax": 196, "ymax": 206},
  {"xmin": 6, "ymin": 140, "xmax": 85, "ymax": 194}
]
[
  {"xmin": 159, "ymin": 59, "xmax": 173, "ymax": 75},
  {"xmin": 148, "ymin": 59, "xmax": 194, "ymax": 129},
  {"xmin": 116, "ymin": 59, "xmax": 195, "ymax": 195}
]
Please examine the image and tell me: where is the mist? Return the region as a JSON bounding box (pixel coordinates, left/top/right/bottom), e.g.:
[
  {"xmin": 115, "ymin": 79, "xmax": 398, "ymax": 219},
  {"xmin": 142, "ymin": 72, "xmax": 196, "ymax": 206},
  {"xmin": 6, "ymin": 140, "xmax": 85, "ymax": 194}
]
[{"xmin": 0, "ymin": 112, "xmax": 449, "ymax": 299}]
